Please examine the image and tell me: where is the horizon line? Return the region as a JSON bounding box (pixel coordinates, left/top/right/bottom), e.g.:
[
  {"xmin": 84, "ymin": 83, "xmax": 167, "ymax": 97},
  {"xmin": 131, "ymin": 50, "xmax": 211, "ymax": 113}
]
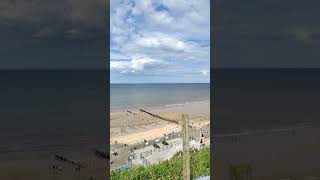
[
  {"xmin": 3, "ymin": 67, "xmax": 320, "ymax": 71},
  {"xmin": 110, "ymin": 82, "xmax": 210, "ymax": 84}
]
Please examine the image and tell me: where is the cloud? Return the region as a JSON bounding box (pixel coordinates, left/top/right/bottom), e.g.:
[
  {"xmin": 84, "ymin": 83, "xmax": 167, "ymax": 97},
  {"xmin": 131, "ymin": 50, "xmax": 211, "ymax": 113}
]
[
  {"xmin": 0, "ymin": 0, "xmax": 108, "ymax": 70},
  {"xmin": 129, "ymin": 0, "xmax": 210, "ymax": 40},
  {"xmin": 135, "ymin": 33, "xmax": 186, "ymax": 52},
  {"xmin": 111, "ymin": 0, "xmax": 210, "ymax": 82},
  {"xmin": 0, "ymin": 0, "xmax": 107, "ymax": 39},
  {"xmin": 200, "ymin": 70, "xmax": 209, "ymax": 76},
  {"xmin": 119, "ymin": 32, "xmax": 209, "ymax": 63},
  {"xmin": 110, "ymin": 52, "xmax": 130, "ymax": 60},
  {"xmin": 111, "ymin": 56, "xmax": 164, "ymax": 73},
  {"xmin": 213, "ymin": 0, "xmax": 320, "ymax": 68}
]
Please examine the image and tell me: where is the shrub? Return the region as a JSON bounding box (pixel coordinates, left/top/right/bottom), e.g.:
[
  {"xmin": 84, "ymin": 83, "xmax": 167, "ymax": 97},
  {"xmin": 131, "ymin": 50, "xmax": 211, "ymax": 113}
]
[{"xmin": 111, "ymin": 147, "xmax": 210, "ymax": 180}]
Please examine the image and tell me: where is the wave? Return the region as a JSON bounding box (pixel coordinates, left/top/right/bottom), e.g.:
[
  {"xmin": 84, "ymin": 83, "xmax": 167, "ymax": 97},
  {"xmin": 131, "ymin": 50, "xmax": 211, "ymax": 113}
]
[
  {"xmin": 165, "ymin": 103, "xmax": 185, "ymax": 107},
  {"xmin": 165, "ymin": 100, "xmax": 209, "ymax": 107}
]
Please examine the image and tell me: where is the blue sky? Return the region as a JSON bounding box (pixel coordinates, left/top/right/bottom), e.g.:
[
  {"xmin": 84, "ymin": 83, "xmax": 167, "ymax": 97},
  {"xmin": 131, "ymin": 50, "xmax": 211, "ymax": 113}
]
[{"xmin": 110, "ymin": 0, "xmax": 210, "ymax": 83}]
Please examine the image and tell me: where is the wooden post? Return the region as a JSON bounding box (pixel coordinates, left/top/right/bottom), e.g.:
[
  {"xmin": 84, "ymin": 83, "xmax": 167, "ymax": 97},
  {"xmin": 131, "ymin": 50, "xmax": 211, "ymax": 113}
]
[{"xmin": 182, "ymin": 114, "xmax": 190, "ymax": 180}]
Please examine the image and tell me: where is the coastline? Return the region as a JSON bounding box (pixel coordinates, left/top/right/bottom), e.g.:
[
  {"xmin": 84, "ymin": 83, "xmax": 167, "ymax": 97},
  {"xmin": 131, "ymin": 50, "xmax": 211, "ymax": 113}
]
[
  {"xmin": 110, "ymin": 100, "xmax": 210, "ymax": 170},
  {"xmin": 110, "ymin": 100, "xmax": 210, "ymax": 145},
  {"xmin": 110, "ymin": 99, "xmax": 210, "ymax": 114}
]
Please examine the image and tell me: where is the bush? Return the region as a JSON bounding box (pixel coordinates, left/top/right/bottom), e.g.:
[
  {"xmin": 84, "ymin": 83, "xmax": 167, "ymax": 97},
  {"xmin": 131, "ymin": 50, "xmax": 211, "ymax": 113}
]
[{"xmin": 111, "ymin": 147, "xmax": 210, "ymax": 180}]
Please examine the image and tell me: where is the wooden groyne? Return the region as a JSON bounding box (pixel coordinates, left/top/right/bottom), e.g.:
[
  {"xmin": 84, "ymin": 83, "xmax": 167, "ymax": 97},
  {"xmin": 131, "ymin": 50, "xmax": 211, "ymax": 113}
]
[
  {"xmin": 94, "ymin": 149, "xmax": 109, "ymax": 159},
  {"xmin": 139, "ymin": 109, "xmax": 179, "ymax": 125},
  {"xmin": 127, "ymin": 110, "xmax": 137, "ymax": 115},
  {"xmin": 54, "ymin": 154, "xmax": 84, "ymax": 169}
]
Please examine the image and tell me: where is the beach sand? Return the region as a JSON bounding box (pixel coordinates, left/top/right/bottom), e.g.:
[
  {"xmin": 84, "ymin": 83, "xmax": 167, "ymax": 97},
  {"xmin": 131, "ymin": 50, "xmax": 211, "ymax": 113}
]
[
  {"xmin": 110, "ymin": 100, "xmax": 210, "ymax": 170},
  {"xmin": 110, "ymin": 100, "xmax": 210, "ymax": 145}
]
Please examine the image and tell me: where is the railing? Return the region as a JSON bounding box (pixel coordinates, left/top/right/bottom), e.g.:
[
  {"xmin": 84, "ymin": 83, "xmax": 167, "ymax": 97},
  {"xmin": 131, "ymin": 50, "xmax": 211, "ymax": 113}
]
[
  {"xmin": 140, "ymin": 155, "xmax": 151, "ymax": 167},
  {"xmin": 140, "ymin": 149, "xmax": 153, "ymax": 158},
  {"xmin": 138, "ymin": 141, "xmax": 182, "ymax": 158}
]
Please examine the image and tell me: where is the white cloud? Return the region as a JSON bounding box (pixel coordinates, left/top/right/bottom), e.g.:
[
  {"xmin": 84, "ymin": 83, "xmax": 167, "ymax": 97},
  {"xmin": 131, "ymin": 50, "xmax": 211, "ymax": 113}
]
[
  {"xmin": 111, "ymin": 56, "xmax": 164, "ymax": 73},
  {"xmin": 148, "ymin": 10, "xmax": 174, "ymax": 25},
  {"xmin": 111, "ymin": 0, "xmax": 209, "ymax": 40},
  {"xmin": 135, "ymin": 33, "xmax": 186, "ymax": 51},
  {"xmin": 139, "ymin": 0, "xmax": 210, "ymax": 40},
  {"xmin": 200, "ymin": 70, "xmax": 209, "ymax": 76},
  {"xmin": 118, "ymin": 32, "xmax": 209, "ymax": 64},
  {"xmin": 110, "ymin": 1, "xmax": 135, "ymax": 41},
  {"xmin": 110, "ymin": 0, "xmax": 210, "ymax": 82},
  {"xmin": 110, "ymin": 52, "xmax": 130, "ymax": 60}
]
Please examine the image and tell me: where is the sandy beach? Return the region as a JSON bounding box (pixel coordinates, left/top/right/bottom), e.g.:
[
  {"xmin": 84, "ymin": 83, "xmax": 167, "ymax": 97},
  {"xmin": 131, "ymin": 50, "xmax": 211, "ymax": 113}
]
[
  {"xmin": 110, "ymin": 100, "xmax": 210, "ymax": 145},
  {"xmin": 110, "ymin": 100, "xmax": 210, "ymax": 170}
]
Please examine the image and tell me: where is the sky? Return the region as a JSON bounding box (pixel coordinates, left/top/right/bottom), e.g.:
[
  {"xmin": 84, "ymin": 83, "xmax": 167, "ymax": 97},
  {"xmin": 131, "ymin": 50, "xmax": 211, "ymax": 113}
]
[
  {"xmin": 0, "ymin": 0, "xmax": 108, "ymax": 70},
  {"xmin": 213, "ymin": 0, "xmax": 320, "ymax": 68},
  {"xmin": 110, "ymin": 0, "xmax": 210, "ymax": 83},
  {"xmin": 1, "ymin": 0, "xmax": 320, "ymax": 71}
]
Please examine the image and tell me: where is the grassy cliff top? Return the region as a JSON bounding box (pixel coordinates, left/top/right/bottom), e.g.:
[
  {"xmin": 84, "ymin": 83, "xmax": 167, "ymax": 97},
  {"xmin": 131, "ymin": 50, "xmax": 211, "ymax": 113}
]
[{"xmin": 111, "ymin": 147, "xmax": 210, "ymax": 180}]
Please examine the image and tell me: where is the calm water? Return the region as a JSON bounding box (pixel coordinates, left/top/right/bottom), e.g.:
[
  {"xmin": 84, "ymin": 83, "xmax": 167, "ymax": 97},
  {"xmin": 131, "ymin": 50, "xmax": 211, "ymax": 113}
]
[
  {"xmin": 0, "ymin": 71, "xmax": 108, "ymax": 161},
  {"xmin": 213, "ymin": 68, "xmax": 320, "ymax": 134},
  {"xmin": 2, "ymin": 69, "xmax": 320, "ymax": 158},
  {"xmin": 110, "ymin": 83, "xmax": 210, "ymax": 111}
]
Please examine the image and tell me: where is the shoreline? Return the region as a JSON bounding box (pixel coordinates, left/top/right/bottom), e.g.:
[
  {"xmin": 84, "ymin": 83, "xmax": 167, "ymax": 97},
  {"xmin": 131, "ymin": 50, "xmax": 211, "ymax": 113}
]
[
  {"xmin": 110, "ymin": 100, "xmax": 210, "ymax": 170},
  {"xmin": 110, "ymin": 99, "xmax": 210, "ymax": 114},
  {"xmin": 110, "ymin": 100, "xmax": 210, "ymax": 144}
]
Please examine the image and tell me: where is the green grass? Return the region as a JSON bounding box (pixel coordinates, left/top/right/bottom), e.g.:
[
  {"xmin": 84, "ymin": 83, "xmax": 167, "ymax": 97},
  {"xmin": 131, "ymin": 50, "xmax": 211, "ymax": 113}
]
[{"xmin": 111, "ymin": 147, "xmax": 210, "ymax": 180}]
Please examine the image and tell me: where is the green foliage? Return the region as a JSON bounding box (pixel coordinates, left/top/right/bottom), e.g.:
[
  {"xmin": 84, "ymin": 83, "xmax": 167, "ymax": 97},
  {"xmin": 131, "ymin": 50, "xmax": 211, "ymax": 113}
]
[
  {"xmin": 190, "ymin": 148, "xmax": 210, "ymax": 178},
  {"xmin": 111, "ymin": 147, "xmax": 210, "ymax": 180}
]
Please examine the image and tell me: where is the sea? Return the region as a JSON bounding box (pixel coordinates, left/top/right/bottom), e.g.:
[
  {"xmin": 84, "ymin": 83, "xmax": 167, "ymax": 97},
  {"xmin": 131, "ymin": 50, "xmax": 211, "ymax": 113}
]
[
  {"xmin": 212, "ymin": 68, "xmax": 320, "ymax": 134},
  {"xmin": 0, "ymin": 70, "xmax": 108, "ymax": 162},
  {"xmin": 110, "ymin": 83, "xmax": 210, "ymax": 111},
  {"xmin": 2, "ymin": 69, "xmax": 320, "ymax": 160}
]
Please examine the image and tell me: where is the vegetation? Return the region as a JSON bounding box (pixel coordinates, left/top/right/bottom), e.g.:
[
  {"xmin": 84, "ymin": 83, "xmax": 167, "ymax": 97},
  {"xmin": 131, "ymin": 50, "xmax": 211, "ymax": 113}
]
[{"xmin": 111, "ymin": 147, "xmax": 210, "ymax": 180}]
